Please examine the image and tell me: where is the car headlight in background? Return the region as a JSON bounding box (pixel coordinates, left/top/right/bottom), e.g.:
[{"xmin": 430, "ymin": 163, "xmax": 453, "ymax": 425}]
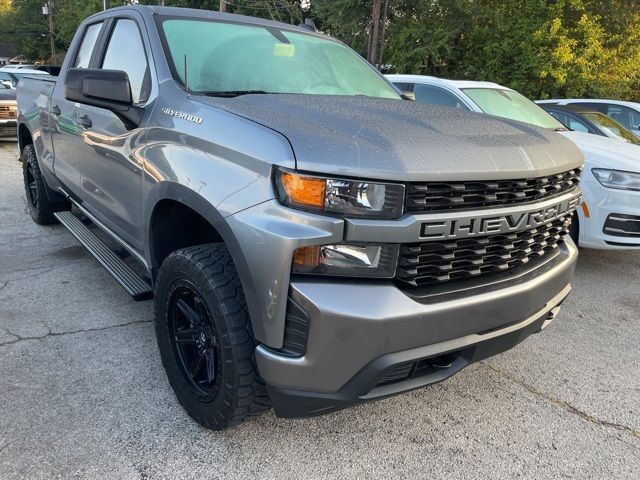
[
  {"xmin": 592, "ymin": 169, "xmax": 640, "ymax": 192},
  {"xmin": 292, "ymin": 243, "xmax": 399, "ymax": 278},
  {"xmin": 275, "ymin": 168, "xmax": 405, "ymax": 218}
]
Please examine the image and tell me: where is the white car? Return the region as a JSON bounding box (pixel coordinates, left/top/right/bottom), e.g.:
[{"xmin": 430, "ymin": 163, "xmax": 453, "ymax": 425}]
[
  {"xmin": 387, "ymin": 75, "xmax": 640, "ymax": 250},
  {"xmin": 0, "ymin": 64, "xmax": 37, "ymax": 70},
  {"xmin": 536, "ymin": 98, "xmax": 640, "ymax": 137}
]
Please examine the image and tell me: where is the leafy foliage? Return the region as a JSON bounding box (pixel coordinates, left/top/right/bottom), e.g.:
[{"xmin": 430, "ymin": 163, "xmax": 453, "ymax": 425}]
[
  {"xmin": 311, "ymin": 0, "xmax": 640, "ymax": 101},
  {"xmin": 1, "ymin": 0, "xmax": 639, "ymax": 100}
]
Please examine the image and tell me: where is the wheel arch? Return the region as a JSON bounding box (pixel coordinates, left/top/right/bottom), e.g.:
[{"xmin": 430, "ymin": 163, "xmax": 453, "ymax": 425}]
[
  {"xmin": 18, "ymin": 123, "xmax": 33, "ymax": 153},
  {"xmin": 144, "ymin": 182, "xmax": 262, "ymax": 340}
]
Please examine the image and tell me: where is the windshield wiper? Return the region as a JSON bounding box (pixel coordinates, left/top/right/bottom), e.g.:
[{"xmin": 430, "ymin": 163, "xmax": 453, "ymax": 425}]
[{"xmin": 199, "ymin": 90, "xmax": 274, "ymax": 98}]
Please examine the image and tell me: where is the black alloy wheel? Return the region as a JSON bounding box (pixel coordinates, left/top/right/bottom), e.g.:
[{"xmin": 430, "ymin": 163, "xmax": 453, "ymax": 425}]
[
  {"xmin": 154, "ymin": 244, "xmax": 269, "ymax": 430},
  {"xmin": 168, "ymin": 281, "xmax": 221, "ymax": 397},
  {"xmin": 25, "ymin": 160, "xmax": 39, "ymax": 209}
]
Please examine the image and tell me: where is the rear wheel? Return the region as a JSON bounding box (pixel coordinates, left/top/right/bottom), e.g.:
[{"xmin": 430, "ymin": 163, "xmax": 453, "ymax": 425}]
[
  {"xmin": 22, "ymin": 144, "xmax": 68, "ymax": 225},
  {"xmin": 154, "ymin": 243, "xmax": 269, "ymax": 430}
]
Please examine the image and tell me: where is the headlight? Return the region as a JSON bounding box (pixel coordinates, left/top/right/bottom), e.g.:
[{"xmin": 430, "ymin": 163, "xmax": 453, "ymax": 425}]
[
  {"xmin": 292, "ymin": 244, "xmax": 399, "ymax": 278},
  {"xmin": 275, "ymin": 168, "xmax": 405, "ymax": 218},
  {"xmin": 592, "ymin": 169, "xmax": 640, "ymax": 191}
]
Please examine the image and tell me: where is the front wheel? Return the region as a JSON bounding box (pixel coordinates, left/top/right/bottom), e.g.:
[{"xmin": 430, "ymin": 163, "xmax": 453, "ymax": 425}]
[{"xmin": 154, "ymin": 243, "xmax": 269, "ymax": 430}]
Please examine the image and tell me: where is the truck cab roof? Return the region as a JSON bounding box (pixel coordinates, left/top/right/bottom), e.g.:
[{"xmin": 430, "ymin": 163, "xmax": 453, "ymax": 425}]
[{"xmin": 88, "ymin": 4, "xmax": 325, "ymax": 39}]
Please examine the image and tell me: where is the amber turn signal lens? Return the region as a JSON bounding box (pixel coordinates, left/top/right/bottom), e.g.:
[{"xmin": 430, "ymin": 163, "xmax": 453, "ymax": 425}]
[
  {"xmin": 279, "ymin": 172, "xmax": 326, "ymax": 208},
  {"xmin": 293, "ymin": 246, "xmax": 321, "ymax": 267}
]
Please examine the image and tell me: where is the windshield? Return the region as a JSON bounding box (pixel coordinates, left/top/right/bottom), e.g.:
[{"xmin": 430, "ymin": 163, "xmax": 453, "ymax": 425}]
[
  {"xmin": 462, "ymin": 88, "xmax": 565, "ymax": 130},
  {"xmin": 158, "ymin": 18, "xmax": 400, "ymax": 98},
  {"xmin": 582, "ymin": 112, "xmax": 640, "ymax": 144}
]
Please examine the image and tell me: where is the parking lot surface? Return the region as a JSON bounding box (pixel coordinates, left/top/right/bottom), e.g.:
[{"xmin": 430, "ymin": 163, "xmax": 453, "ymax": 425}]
[{"xmin": 0, "ymin": 144, "xmax": 638, "ymax": 479}]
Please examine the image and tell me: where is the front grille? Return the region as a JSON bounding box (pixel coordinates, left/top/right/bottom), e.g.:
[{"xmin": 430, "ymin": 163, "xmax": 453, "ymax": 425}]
[
  {"xmin": 396, "ymin": 213, "xmax": 572, "ymax": 287},
  {"xmin": 0, "ymin": 125, "xmax": 16, "ymax": 137},
  {"xmin": 406, "ymin": 168, "xmax": 582, "ymax": 212},
  {"xmin": 0, "ymin": 105, "xmax": 16, "ymax": 120}
]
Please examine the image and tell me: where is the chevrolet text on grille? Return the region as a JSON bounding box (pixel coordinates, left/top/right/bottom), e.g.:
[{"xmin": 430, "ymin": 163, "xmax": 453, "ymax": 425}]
[{"xmin": 420, "ymin": 194, "xmax": 581, "ymax": 240}]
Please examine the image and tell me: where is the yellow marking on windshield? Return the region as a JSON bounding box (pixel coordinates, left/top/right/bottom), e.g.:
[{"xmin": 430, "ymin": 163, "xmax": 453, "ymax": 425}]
[{"xmin": 273, "ymin": 43, "xmax": 295, "ymax": 57}]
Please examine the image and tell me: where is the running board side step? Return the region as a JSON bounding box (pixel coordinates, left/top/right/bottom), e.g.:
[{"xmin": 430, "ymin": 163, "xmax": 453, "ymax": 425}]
[{"xmin": 54, "ymin": 211, "xmax": 153, "ymax": 301}]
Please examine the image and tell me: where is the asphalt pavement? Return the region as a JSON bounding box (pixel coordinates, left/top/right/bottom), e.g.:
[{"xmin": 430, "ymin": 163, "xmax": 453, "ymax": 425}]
[{"xmin": 0, "ymin": 143, "xmax": 638, "ymax": 479}]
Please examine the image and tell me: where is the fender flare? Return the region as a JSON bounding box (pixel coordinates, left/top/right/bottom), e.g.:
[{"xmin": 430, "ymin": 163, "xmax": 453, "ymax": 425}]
[{"xmin": 143, "ymin": 181, "xmax": 262, "ymax": 337}]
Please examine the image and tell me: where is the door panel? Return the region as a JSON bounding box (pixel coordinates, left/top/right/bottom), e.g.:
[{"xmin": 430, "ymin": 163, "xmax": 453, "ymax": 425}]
[
  {"xmin": 50, "ymin": 21, "xmax": 103, "ymax": 198},
  {"xmin": 77, "ymin": 107, "xmax": 145, "ymax": 247},
  {"xmin": 76, "ymin": 18, "xmax": 151, "ymax": 249},
  {"xmin": 49, "ymin": 84, "xmax": 82, "ymax": 196}
]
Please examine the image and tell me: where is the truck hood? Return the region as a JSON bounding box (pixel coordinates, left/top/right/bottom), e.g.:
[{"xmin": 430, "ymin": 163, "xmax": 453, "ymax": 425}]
[
  {"xmin": 560, "ymin": 130, "xmax": 640, "ymax": 172},
  {"xmin": 198, "ymin": 95, "xmax": 583, "ymax": 181}
]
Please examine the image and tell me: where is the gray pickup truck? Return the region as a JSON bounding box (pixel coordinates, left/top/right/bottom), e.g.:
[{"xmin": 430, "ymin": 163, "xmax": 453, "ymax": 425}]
[{"xmin": 17, "ymin": 5, "xmax": 583, "ymax": 430}]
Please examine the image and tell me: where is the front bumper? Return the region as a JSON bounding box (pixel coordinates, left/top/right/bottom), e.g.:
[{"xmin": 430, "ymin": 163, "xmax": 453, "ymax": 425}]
[
  {"xmin": 257, "ymin": 241, "xmax": 577, "ymax": 418},
  {"xmin": 0, "ymin": 119, "xmax": 17, "ymax": 138},
  {"xmin": 578, "ymin": 175, "xmax": 640, "ymax": 249}
]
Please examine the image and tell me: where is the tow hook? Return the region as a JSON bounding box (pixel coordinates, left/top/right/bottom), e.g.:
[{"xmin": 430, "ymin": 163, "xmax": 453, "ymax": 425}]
[{"xmin": 540, "ymin": 306, "xmax": 561, "ymax": 331}]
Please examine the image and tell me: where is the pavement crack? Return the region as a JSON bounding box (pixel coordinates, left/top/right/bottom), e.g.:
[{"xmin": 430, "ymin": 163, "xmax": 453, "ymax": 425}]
[
  {"xmin": 0, "ymin": 260, "xmax": 87, "ymax": 283},
  {"xmin": 0, "ymin": 319, "xmax": 153, "ymax": 347},
  {"xmin": 484, "ymin": 362, "xmax": 640, "ymax": 439}
]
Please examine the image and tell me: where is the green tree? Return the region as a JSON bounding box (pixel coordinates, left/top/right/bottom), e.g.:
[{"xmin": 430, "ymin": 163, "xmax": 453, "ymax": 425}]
[
  {"xmin": 2, "ymin": 0, "xmax": 640, "ymax": 101},
  {"xmin": 0, "ymin": 0, "xmax": 304, "ymax": 64},
  {"xmin": 382, "ymin": 0, "xmax": 473, "ymax": 75},
  {"xmin": 309, "ymin": 0, "xmax": 372, "ymax": 56},
  {"xmin": 463, "ymin": 0, "xmax": 640, "ymax": 100}
]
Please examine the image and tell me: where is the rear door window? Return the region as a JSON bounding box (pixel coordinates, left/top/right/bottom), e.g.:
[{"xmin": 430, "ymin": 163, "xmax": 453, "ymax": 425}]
[
  {"xmin": 73, "ymin": 22, "xmax": 103, "ymax": 68},
  {"xmin": 604, "ymin": 105, "xmax": 640, "ymax": 131}
]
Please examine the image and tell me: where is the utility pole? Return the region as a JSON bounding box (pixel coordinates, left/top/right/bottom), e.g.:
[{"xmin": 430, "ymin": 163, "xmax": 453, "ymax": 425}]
[
  {"xmin": 367, "ymin": 0, "xmax": 382, "ymax": 66},
  {"xmin": 43, "ymin": 1, "xmax": 56, "ymax": 62},
  {"xmin": 377, "ymin": 0, "xmax": 389, "ymax": 68},
  {"xmin": 220, "ymin": 1, "xmax": 227, "ymax": 12}
]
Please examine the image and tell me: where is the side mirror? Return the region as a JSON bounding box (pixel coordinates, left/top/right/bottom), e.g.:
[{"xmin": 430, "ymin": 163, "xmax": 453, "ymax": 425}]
[{"xmin": 65, "ymin": 68, "xmax": 143, "ymax": 127}]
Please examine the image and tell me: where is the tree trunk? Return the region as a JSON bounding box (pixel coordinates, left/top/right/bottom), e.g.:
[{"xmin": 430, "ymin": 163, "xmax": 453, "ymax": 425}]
[{"xmin": 367, "ymin": 0, "xmax": 382, "ymax": 65}]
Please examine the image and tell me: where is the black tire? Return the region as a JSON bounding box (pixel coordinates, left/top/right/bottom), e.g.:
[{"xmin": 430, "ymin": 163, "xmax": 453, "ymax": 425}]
[
  {"xmin": 22, "ymin": 144, "xmax": 68, "ymax": 225},
  {"xmin": 568, "ymin": 211, "xmax": 579, "ymax": 246},
  {"xmin": 154, "ymin": 243, "xmax": 269, "ymax": 430}
]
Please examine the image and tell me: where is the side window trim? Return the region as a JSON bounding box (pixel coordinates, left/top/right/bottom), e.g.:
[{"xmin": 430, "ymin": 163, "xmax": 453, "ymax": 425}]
[{"xmin": 88, "ymin": 17, "xmax": 114, "ymax": 69}]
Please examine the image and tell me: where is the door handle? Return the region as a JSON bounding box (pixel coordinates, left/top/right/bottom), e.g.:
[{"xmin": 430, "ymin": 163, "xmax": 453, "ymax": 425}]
[
  {"xmin": 78, "ymin": 114, "xmax": 92, "ymax": 129},
  {"xmin": 50, "ymin": 105, "xmax": 60, "ymax": 116}
]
